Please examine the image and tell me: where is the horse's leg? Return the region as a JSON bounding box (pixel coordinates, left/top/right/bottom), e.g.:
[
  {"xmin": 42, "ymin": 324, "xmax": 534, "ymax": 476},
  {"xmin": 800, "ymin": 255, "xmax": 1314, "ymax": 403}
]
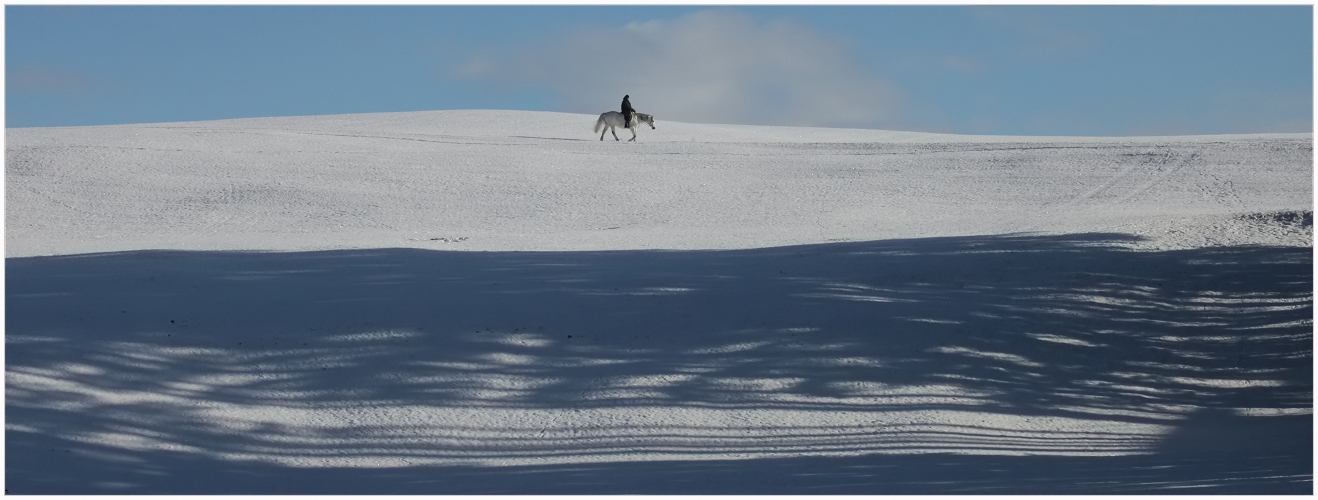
[
  {"xmin": 611, "ymin": 126, "xmax": 620, "ymax": 141},
  {"xmin": 628, "ymin": 126, "xmax": 637, "ymax": 142},
  {"xmin": 600, "ymin": 126, "xmax": 606, "ymax": 141}
]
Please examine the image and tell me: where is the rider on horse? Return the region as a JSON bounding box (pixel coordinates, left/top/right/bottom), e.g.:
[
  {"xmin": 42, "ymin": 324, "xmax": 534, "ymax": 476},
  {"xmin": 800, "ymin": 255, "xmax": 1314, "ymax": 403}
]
[{"xmin": 621, "ymin": 95, "xmax": 635, "ymax": 128}]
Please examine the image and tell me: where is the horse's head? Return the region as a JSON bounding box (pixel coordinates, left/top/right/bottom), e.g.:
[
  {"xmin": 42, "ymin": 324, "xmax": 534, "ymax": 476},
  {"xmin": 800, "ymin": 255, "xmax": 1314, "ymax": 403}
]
[{"xmin": 638, "ymin": 113, "xmax": 656, "ymax": 129}]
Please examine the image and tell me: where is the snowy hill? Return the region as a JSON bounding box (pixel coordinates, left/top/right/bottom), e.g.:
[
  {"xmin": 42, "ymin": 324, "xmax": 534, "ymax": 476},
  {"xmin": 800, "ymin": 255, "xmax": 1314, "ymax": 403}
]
[
  {"xmin": 6, "ymin": 109, "xmax": 1311, "ymax": 257},
  {"xmin": 6, "ymin": 110, "xmax": 1313, "ymax": 493}
]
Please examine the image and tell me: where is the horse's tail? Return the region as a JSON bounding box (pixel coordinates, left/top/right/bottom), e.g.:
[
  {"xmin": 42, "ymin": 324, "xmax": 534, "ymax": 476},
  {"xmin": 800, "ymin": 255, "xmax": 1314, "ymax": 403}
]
[{"xmin": 593, "ymin": 115, "xmax": 605, "ymax": 133}]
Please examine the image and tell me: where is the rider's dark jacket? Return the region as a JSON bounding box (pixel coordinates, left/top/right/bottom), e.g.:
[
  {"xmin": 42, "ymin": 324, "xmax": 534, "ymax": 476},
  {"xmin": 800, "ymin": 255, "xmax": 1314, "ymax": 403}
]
[{"xmin": 621, "ymin": 95, "xmax": 635, "ymax": 125}]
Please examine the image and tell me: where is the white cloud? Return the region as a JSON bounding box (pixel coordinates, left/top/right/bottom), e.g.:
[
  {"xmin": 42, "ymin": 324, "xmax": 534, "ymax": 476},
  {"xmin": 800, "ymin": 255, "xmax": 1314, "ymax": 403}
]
[{"xmin": 454, "ymin": 9, "xmax": 902, "ymax": 129}]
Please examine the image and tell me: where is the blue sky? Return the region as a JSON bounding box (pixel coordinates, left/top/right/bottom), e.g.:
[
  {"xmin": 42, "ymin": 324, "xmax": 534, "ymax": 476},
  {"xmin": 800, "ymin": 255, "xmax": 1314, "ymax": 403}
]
[{"xmin": 6, "ymin": 5, "xmax": 1313, "ymax": 135}]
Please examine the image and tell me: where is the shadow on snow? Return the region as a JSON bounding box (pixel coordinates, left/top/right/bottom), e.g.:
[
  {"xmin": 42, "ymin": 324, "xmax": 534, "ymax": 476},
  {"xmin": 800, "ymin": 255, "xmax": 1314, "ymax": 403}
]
[{"xmin": 6, "ymin": 233, "xmax": 1312, "ymax": 493}]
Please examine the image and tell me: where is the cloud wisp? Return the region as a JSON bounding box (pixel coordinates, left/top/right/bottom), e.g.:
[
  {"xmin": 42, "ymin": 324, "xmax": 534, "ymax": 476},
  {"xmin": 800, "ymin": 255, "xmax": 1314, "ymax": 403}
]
[
  {"xmin": 456, "ymin": 10, "xmax": 902, "ymax": 129},
  {"xmin": 7, "ymin": 67, "xmax": 99, "ymax": 94}
]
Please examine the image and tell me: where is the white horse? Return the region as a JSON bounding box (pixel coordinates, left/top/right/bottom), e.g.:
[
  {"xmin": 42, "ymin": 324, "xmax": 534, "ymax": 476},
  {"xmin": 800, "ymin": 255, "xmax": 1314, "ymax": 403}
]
[{"xmin": 594, "ymin": 111, "xmax": 655, "ymax": 142}]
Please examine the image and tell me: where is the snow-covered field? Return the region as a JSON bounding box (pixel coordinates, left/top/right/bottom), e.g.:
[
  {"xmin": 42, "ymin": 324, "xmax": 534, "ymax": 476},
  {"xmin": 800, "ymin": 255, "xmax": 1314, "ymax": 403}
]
[{"xmin": 6, "ymin": 110, "xmax": 1313, "ymax": 493}]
